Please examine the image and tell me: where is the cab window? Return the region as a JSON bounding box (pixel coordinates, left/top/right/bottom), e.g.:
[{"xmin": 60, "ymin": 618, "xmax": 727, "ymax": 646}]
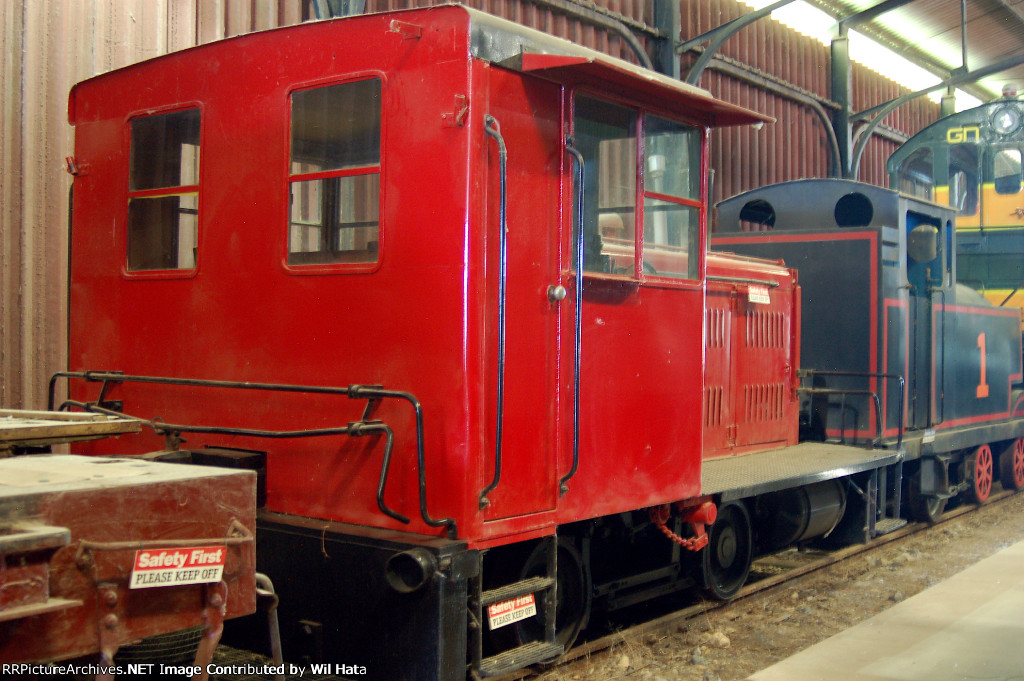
[
  {"xmin": 573, "ymin": 96, "xmax": 702, "ymax": 281},
  {"xmin": 574, "ymin": 96, "xmax": 637, "ymax": 275},
  {"xmin": 127, "ymin": 108, "xmax": 200, "ymax": 271},
  {"xmin": 894, "ymin": 146, "xmax": 933, "ymax": 201},
  {"xmin": 948, "ymin": 143, "xmax": 979, "ymax": 215},
  {"xmin": 993, "ymin": 148, "xmax": 1022, "ymax": 195},
  {"xmin": 643, "ymin": 116, "xmax": 701, "ymax": 279},
  {"xmin": 289, "ymin": 78, "xmax": 381, "ymax": 266}
]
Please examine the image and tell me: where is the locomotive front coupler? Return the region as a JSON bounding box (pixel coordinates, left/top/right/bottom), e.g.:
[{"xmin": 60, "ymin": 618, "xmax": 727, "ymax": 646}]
[{"xmin": 648, "ymin": 498, "xmax": 718, "ymax": 551}]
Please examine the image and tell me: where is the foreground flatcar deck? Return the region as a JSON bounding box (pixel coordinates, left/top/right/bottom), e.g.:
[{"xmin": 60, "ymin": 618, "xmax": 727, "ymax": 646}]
[
  {"xmin": 0, "ymin": 453, "xmax": 257, "ymax": 667},
  {"xmin": 0, "ymin": 409, "xmax": 139, "ymax": 451}
]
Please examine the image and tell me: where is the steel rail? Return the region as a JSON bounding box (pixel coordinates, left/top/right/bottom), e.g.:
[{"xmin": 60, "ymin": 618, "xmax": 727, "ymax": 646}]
[{"xmin": 528, "ymin": 489, "xmax": 1020, "ymax": 678}]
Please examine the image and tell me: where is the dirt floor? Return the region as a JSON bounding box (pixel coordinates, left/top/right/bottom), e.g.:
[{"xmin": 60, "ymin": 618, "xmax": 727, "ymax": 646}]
[{"xmin": 535, "ymin": 490, "xmax": 1024, "ymax": 681}]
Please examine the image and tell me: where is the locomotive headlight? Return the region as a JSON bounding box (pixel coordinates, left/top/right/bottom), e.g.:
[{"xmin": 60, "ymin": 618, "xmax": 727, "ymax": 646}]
[{"xmin": 992, "ymin": 106, "xmax": 1021, "ymax": 135}]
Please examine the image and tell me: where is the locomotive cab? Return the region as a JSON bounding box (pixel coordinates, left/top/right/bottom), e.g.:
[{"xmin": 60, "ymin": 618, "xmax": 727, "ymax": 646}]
[{"xmin": 888, "ymin": 98, "xmax": 1024, "ymax": 334}]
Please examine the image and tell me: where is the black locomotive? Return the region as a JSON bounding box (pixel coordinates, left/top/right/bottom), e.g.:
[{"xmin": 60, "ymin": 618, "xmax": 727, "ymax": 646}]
[{"xmin": 714, "ymin": 179, "xmax": 1024, "ymax": 521}]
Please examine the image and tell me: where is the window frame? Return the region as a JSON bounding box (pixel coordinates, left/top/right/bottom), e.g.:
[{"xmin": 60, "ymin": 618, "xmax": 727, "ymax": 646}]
[
  {"xmin": 991, "ymin": 145, "xmax": 1023, "ymax": 196},
  {"xmin": 947, "ymin": 141, "xmax": 981, "ymax": 216},
  {"xmin": 122, "ymin": 103, "xmax": 204, "ymax": 280},
  {"xmin": 570, "ymin": 89, "xmax": 708, "ymax": 289},
  {"xmin": 283, "ymin": 73, "xmax": 386, "ymax": 276},
  {"xmin": 640, "ymin": 113, "xmax": 706, "ymax": 283}
]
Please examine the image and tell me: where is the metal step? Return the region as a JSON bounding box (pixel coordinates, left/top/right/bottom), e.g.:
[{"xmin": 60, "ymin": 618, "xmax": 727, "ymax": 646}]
[
  {"xmin": 481, "ymin": 575, "xmax": 554, "ymax": 607},
  {"xmin": 874, "ymin": 517, "xmax": 908, "ymax": 535},
  {"xmin": 479, "ymin": 641, "xmax": 563, "ymax": 678}
]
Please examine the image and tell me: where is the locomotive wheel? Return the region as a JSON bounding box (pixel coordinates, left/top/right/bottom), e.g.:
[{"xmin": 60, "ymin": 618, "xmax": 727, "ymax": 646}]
[
  {"xmin": 998, "ymin": 438, "xmax": 1024, "ymax": 491},
  {"xmin": 909, "ymin": 493, "xmax": 947, "ymax": 524},
  {"xmin": 906, "ymin": 469, "xmax": 946, "ymax": 523},
  {"xmin": 966, "ymin": 444, "xmax": 994, "ymax": 504},
  {"xmin": 701, "ymin": 501, "xmax": 753, "ymax": 600},
  {"xmin": 507, "ymin": 537, "xmax": 591, "ymax": 652}
]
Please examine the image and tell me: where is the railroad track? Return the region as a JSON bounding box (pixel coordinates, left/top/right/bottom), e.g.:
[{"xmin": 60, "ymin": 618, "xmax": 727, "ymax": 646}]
[
  {"xmin": 506, "ymin": 489, "xmax": 1019, "ymax": 680},
  {"xmin": 209, "ymin": 489, "xmax": 1018, "ymax": 681}
]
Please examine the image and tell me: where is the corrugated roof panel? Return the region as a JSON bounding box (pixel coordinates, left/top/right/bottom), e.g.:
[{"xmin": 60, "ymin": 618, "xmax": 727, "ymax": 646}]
[{"xmin": 810, "ymin": 0, "xmax": 1024, "ymax": 100}]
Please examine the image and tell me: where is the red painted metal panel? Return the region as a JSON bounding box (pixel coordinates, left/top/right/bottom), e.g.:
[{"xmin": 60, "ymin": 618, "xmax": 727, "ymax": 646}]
[
  {"xmin": 703, "ymin": 253, "xmax": 799, "ymax": 458},
  {"xmin": 558, "ymin": 279, "xmax": 706, "ymax": 521},
  {"xmin": 477, "ymin": 64, "xmax": 562, "ymax": 523},
  {"xmin": 703, "ymin": 284, "xmax": 735, "ymax": 455},
  {"xmin": 66, "ymin": 6, "xmax": 768, "ymax": 549},
  {"xmin": 69, "ymin": 9, "xmax": 479, "ymax": 539}
]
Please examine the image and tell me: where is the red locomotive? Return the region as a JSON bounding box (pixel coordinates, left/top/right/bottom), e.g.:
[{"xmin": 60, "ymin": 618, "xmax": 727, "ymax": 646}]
[{"xmin": 44, "ymin": 6, "xmax": 1023, "ymax": 680}]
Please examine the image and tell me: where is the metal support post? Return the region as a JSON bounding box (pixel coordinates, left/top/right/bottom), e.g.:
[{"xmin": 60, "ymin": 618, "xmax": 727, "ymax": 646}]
[{"xmin": 830, "ymin": 29, "xmax": 853, "ymax": 178}]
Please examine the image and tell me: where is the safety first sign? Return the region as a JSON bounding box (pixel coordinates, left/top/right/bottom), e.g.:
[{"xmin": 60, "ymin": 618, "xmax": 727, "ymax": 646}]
[
  {"xmin": 748, "ymin": 284, "xmax": 771, "ymax": 305},
  {"xmin": 487, "ymin": 594, "xmax": 537, "ymax": 630},
  {"xmin": 130, "ymin": 546, "xmax": 226, "ymax": 589}
]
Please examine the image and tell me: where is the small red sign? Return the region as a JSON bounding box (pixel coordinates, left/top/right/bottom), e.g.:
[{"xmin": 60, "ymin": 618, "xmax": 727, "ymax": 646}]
[
  {"xmin": 487, "ymin": 593, "xmax": 537, "ymax": 630},
  {"xmin": 748, "ymin": 284, "xmax": 771, "ymax": 305},
  {"xmin": 130, "ymin": 546, "xmax": 226, "ymax": 589}
]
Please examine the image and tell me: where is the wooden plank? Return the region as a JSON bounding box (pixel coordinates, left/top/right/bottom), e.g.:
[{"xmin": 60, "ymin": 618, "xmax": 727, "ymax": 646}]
[
  {"xmin": 0, "ymin": 409, "xmax": 132, "ymax": 422},
  {"xmin": 0, "ymin": 409, "xmax": 141, "ymax": 446}
]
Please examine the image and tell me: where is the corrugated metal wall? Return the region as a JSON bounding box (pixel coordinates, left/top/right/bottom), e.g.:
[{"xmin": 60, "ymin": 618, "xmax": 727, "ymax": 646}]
[
  {"xmin": 680, "ymin": 0, "xmax": 939, "ymax": 201},
  {"xmin": 1, "ymin": 0, "xmax": 310, "ymax": 410},
  {"xmin": 0, "ymin": 0, "xmax": 938, "ymax": 409}
]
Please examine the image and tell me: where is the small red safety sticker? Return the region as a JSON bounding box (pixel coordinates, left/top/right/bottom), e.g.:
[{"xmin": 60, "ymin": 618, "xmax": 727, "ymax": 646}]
[
  {"xmin": 748, "ymin": 284, "xmax": 771, "ymax": 305},
  {"xmin": 130, "ymin": 546, "xmax": 226, "ymax": 589},
  {"xmin": 487, "ymin": 593, "xmax": 537, "ymax": 630}
]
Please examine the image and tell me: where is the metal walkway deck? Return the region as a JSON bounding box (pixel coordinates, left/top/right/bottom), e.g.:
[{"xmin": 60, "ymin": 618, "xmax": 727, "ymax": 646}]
[{"xmin": 703, "ymin": 441, "xmax": 902, "ymax": 501}]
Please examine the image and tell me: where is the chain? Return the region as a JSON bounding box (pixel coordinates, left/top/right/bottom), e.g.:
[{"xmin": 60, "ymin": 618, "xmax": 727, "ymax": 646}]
[{"xmin": 649, "ymin": 505, "xmax": 708, "ymax": 551}]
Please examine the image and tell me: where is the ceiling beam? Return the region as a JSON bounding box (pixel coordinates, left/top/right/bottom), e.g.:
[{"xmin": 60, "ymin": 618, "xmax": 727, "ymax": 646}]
[
  {"xmin": 803, "ymin": 0, "xmax": 996, "ymax": 102},
  {"xmin": 838, "ymin": 0, "xmax": 920, "ymax": 29},
  {"xmin": 678, "ymin": 0, "xmax": 799, "ymax": 85},
  {"xmin": 848, "ymin": 50, "xmax": 1024, "ymax": 176}
]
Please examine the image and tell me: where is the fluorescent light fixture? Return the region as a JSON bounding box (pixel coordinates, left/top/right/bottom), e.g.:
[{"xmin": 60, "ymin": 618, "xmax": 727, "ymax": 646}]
[{"xmin": 737, "ymin": 0, "xmax": 993, "ymax": 111}]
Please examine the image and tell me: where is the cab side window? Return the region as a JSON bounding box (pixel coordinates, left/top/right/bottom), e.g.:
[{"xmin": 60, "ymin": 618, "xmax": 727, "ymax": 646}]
[
  {"xmin": 573, "ymin": 96, "xmax": 703, "ymax": 281},
  {"xmin": 948, "ymin": 143, "xmax": 979, "ymax": 215},
  {"xmin": 289, "ymin": 78, "xmax": 381, "ymax": 266},
  {"xmin": 127, "ymin": 108, "xmax": 200, "ymax": 271},
  {"xmin": 574, "ymin": 96, "xmax": 637, "ymax": 275},
  {"xmin": 993, "ymin": 148, "xmax": 1022, "ymax": 195},
  {"xmin": 643, "ymin": 116, "xmax": 701, "ymax": 280},
  {"xmin": 893, "ymin": 146, "xmax": 933, "ymax": 201}
]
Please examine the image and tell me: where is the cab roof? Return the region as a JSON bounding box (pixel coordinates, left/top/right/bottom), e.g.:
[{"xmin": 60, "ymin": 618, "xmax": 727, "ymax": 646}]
[{"xmin": 70, "ymin": 4, "xmax": 771, "ymax": 130}]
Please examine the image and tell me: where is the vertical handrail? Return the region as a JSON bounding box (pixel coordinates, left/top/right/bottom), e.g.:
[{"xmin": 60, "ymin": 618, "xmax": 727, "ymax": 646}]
[
  {"xmin": 933, "ymin": 286, "xmax": 947, "ymax": 425},
  {"xmin": 560, "ymin": 138, "xmax": 585, "ymax": 495},
  {"xmin": 479, "ymin": 115, "xmax": 509, "ymax": 510}
]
